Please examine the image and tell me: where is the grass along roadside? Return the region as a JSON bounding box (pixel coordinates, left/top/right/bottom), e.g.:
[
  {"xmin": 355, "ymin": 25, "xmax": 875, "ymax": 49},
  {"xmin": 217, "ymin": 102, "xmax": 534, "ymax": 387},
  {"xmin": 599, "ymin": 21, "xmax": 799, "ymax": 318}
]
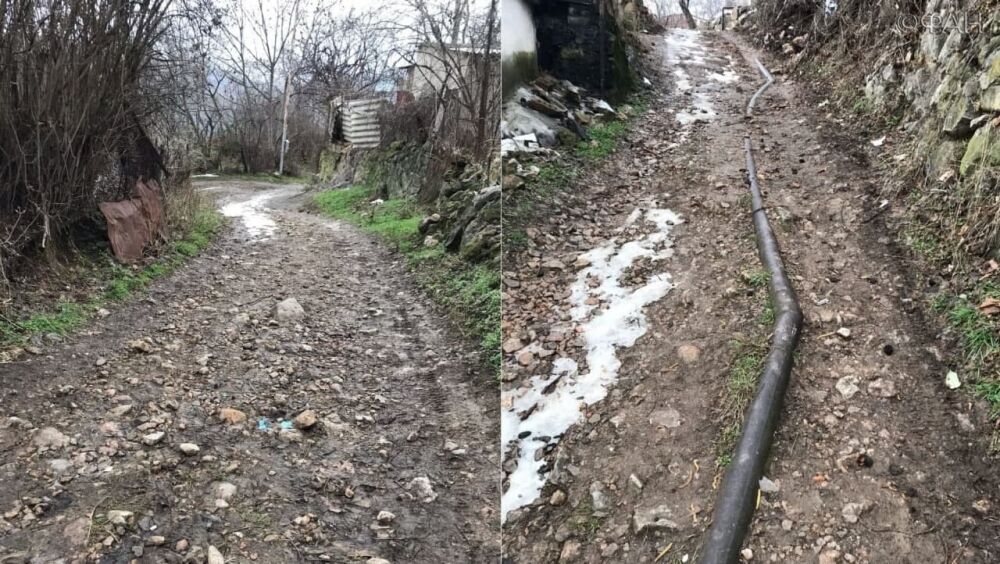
[
  {"xmin": 713, "ymin": 268, "xmax": 773, "ymax": 469},
  {"xmin": 313, "ymin": 186, "xmax": 501, "ymax": 372},
  {"xmin": 929, "ymin": 283, "xmax": 1000, "ymax": 448},
  {"xmin": 0, "ymin": 207, "xmax": 223, "ymax": 352}
]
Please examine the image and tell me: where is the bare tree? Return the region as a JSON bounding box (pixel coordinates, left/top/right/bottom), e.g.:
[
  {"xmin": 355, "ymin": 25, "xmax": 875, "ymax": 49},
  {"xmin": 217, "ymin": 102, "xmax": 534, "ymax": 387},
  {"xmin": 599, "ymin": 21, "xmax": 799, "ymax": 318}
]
[{"xmin": 678, "ymin": 0, "xmax": 698, "ymax": 28}]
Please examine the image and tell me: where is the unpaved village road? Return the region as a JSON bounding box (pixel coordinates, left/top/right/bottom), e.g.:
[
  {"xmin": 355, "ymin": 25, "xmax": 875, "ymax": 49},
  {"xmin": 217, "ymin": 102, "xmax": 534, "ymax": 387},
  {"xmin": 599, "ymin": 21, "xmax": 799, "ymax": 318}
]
[
  {"xmin": 0, "ymin": 180, "xmax": 499, "ymax": 563},
  {"xmin": 502, "ymin": 30, "xmax": 1000, "ymax": 563}
]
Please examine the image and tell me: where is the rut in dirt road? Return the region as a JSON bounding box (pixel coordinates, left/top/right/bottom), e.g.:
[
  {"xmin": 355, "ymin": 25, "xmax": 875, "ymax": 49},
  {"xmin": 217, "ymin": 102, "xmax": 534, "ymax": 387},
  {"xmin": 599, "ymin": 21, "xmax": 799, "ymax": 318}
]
[
  {"xmin": 0, "ymin": 180, "xmax": 499, "ymax": 563},
  {"xmin": 502, "ymin": 29, "xmax": 1000, "ymax": 563}
]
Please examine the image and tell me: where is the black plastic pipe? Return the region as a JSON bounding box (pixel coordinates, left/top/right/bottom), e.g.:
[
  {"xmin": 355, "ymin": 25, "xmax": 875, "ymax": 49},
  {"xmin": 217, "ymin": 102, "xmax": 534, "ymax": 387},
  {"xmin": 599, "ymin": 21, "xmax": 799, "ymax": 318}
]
[
  {"xmin": 746, "ymin": 58, "xmax": 774, "ymax": 118},
  {"xmin": 699, "ymin": 59, "xmax": 803, "ymax": 564}
]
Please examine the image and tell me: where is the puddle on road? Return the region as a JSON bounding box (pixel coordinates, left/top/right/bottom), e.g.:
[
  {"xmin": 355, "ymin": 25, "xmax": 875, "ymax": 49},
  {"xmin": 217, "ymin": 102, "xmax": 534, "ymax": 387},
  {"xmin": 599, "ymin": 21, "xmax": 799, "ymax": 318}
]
[
  {"xmin": 501, "ymin": 207, "xmax": 683, "ymax": 521},
  {"xmin": 219, "ymin": 192, "xmax": 278, "ymax": 240}
]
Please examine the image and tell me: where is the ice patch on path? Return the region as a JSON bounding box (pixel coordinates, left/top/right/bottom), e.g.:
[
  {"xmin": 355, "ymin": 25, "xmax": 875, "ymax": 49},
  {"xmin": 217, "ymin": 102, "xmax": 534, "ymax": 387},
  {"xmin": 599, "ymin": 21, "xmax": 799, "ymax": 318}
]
[
  {"xmin": 661, "ymin": 29, "xmax": 737, "ymax": 129},
  {"xmin": 501, "ymin": 207, "xmax": 683, "ymax": 521},
  {"xmin": 221, "ymin": 192, "xmax": 277, "ymax": 240}
]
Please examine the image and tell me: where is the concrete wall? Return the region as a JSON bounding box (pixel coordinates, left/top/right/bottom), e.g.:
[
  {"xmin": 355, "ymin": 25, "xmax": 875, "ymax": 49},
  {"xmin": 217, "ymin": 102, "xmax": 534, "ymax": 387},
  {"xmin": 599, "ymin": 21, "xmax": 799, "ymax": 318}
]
[{"xmin": 502, "ymin": 0, "xmax": 538, "ymax": 98}]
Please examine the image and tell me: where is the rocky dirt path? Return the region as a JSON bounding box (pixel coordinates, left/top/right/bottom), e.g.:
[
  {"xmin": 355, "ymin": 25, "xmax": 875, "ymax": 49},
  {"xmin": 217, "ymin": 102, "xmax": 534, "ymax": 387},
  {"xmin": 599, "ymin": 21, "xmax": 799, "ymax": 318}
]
[
  {"xmin": 0, "ymin": 180, "xmax": 499, "ymax": 563},
  {"xmin": 501, "ymin": 29, "xmax": 1000, "ymax": 563}
]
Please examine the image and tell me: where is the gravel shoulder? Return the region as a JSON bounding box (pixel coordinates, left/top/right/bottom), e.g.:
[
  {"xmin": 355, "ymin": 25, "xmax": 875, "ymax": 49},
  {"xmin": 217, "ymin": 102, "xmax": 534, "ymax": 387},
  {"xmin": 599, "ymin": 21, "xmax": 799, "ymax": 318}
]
[{"xmin": 0, "ymin": 180, "xmax": 499, "ymax": 563}]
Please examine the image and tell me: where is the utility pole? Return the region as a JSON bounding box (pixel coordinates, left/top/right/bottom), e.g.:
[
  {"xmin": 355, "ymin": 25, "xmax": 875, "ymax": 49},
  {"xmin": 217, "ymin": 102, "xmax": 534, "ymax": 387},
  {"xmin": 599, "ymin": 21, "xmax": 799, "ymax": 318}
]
[{"xmin": 278, "ymin": 74, "xmax": 292, "ymax": 176}]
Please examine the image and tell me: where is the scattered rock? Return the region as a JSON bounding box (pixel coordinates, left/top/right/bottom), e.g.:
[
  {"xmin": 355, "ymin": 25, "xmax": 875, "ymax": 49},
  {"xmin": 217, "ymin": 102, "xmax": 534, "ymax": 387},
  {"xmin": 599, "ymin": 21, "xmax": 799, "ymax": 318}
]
[
  {"xmin": 836, "ymin": 327, "xmax": 852, "ymax": 339},
  {"xmin": 633, "ymin": 505, "xmax": 679, "ymax": 534},
  {"xmin": 973, "ymin": 499, "xmax": 991, "ymax": 513},
  {"xmin": 502, "ymin": 338, "xmax": 524, "ymax": 354},
  {"xmin": 677, "ymin": 344, "xmax": 700, "ymax": 364},
  {"xmin": 214, "ymin": 482, "xmax": 237, "ymax": 501},
  {"xmin": 842, "ymin": 502, "xmax": 866, "ymax": 523},
  {"xmin": 142, "ymin": 431, "xmax": 165, "ymax": 446},
  {"xmin": 549, "ymin": 490, "xmax": 567, "ymax": 506},
  {"xmin": 274, "ymin": 298, "xmax": 306, "ymax": 323},
  {"xmin": 945, "ymin": 370, "xmax": 961, "ymax": 389},
  {"xmin": 207, "ymin": 545, "xmax": 225, "ymax": 564},
  {"xmin": 147, "ymin": 535, "xmax": 166, "ymax": 546},
  {"xmin": 376, "ymin": 510, "xmax": 396, "ymax": 524},
  {"xmin": 293, "ymin": 409, "xmax": 318, "ymax": 430},
  {"xmin": 218, "ymin": 408, "xmax": 247, "ymax": 425},
  {"xmin": 559, "ymin": 540, "xmax": 582, "ymax": 562},
  {"xmin": 819, "ymin": 550, "xmax": 840, "ymax": 564},
  {"xmin": 409, "ymin": 476, "xmax": 437, "ymax": 502},
  {"xmin": 649, "ymin": 407, "xmax": 681, "ymax": 429},
  {"xmin": 741, "ymin": 548, "xmax": 754, "ymax": 561},
  {"xmin": 758, "ymin": 476, "xmax": 779, "ymax": 493},
  {"xmin": 106, "ymin": 510, "xmax": 134, "ymax": 526},
  {"xmin": 516, "ymin": 350, "xmax": 534, "ymax": 366},
  {"xmin": 33, "ymin": 427, "xmax": 70, "ymax": 449},
  {"xmin": 178, "ymin": 443, "xmax": 200, "ymax": 456},
  {"xmin": 835, "ymin": 376, "xmax": 860, "ymax": 399},
  {"xmin": 128, "ymin": 339, "xmax": 152, "ymax": 353}
]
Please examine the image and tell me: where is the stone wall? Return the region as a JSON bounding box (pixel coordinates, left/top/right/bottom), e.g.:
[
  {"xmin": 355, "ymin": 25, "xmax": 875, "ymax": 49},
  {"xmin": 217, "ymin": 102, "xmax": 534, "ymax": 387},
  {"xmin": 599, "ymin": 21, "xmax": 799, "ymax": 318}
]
[
  {"xmin": 529, "ymin": 0, "xmax": 642, "ymax": 102},
  {"xmin": 847, "ymin": 2, "xmax": 1000, "ymax": 257}
]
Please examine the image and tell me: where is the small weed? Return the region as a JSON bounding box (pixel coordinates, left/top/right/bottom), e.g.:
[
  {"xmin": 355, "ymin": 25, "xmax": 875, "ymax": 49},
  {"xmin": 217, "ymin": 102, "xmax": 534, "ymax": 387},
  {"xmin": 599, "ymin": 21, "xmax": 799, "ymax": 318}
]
[
  {"xmin": 741, "ymin": 269, "xmax": 770, "ymax": 289},
  {"xmin": 930, "ymin": 292, "xmax": 951, "ymax": 312},
  {"xmin": 713, "ymin": 339, "xmax": 766, "ymax": 468},
  {"xmin": 758, "ymin": 299, "xmax": 776, "ymax": 326},
  {"xmin": 569, "ymin": 499, "xmax": 603, "ymax": 538},
  {"xmin": 852, "ymin": 97, "xmax": 872, "ymax": 115},
  {"xmin": 576, "ymin": 121, "xmax": 628, "ymax": 160}
]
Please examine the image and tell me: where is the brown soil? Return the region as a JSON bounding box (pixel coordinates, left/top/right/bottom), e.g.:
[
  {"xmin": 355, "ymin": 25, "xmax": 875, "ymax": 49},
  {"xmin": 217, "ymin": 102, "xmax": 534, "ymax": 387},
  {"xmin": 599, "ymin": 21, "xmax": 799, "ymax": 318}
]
[
  {"xmin": 0, "ymin": 181, "xmax": 499, "ymax": 563},
  {"xmin": 501, "ymin": 30, "xmax": 1000, "ymax": 564}
]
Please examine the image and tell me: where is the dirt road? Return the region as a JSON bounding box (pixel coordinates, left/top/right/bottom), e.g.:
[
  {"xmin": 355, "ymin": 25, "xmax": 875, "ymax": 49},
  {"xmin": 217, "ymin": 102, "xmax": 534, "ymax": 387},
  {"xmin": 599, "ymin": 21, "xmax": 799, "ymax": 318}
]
[
  {"xmin": 0, "ymin": 180, "xmax": 499, "ymax": 563},
  {"xmin": 501, "ymin": 30, "xmax": 1000, "ymax": 563}
]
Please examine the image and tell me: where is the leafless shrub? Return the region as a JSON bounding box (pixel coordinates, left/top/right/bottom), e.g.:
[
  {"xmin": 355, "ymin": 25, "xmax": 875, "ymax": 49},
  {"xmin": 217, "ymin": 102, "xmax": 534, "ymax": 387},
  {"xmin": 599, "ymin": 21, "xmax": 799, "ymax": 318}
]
[
  {"xmin": 378, "ymin": 97, "xmax": 438, "ymax": 148},
  {"xmin": 0, "ymin": 0, "xmax": 169, "ymax": 282}
]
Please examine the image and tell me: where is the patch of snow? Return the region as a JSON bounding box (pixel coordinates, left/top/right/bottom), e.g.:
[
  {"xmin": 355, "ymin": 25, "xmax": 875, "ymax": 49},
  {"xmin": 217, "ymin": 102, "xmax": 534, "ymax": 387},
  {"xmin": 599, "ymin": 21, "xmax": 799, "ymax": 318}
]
[
  {"xmin": 502, "ymin": 96, "xmax": 559, "ymax": 146},
  {"xmin": 660, "ymin": 29, "xmax": 739, "ymax": 130},
  {"xmin": 594, "ymin": 99, "xmax": 615, "ymax": 113},
  {"xmin": 220, "ymin": 192, "xmax": 277, "ymax": 240},
  {"xmin": 192, "ymin": 173, "xmax": 219, "ymax": 178},
  {"xmin": 675, "ymin": 92, "xmax": 717, "ymax": 125},
  {"xmin": 708, "ymin": 68, "xmax": 740, "ymax": 84},
  {"xmin": 501, "ymin": 207, "xmax": 683, "ymax": 521}
]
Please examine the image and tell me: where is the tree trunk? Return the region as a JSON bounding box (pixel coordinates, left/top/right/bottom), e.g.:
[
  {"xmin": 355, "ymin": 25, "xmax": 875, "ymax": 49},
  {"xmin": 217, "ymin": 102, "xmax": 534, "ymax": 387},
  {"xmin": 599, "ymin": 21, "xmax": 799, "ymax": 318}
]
[
  {"xmin": 678, "ymin": 0, "xmax": 697, "ymax": 29},
  {"xmin": 474, "ymin": 0, "xmax": 497, "ymax": 160}
]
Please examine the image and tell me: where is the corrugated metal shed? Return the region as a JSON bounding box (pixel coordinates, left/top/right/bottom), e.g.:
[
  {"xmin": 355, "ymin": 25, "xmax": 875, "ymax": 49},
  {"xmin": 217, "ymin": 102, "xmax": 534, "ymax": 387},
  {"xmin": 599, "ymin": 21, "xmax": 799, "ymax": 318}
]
[{"xmin": 343, "ymin": 99, "xmax": 383, "ymax": 148}]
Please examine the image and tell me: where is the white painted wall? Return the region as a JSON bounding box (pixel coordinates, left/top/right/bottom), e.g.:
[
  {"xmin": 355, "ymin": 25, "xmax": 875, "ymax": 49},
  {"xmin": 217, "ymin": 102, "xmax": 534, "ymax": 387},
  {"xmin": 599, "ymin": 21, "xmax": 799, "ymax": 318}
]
[{"xmin": 501, "ymin": 0, "xmax": 536, "ymax": 59}]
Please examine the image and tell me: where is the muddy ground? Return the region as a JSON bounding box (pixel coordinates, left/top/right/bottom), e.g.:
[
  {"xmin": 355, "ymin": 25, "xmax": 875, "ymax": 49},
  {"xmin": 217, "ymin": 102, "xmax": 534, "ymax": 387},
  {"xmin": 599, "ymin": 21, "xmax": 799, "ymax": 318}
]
[
  {"xmin": 501, "ymin": 30, "xmax": 1000, "ymax": 563},
  {"xmin": 0, "ymin": 180, "xmax": 499, "ymax": 563}
]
